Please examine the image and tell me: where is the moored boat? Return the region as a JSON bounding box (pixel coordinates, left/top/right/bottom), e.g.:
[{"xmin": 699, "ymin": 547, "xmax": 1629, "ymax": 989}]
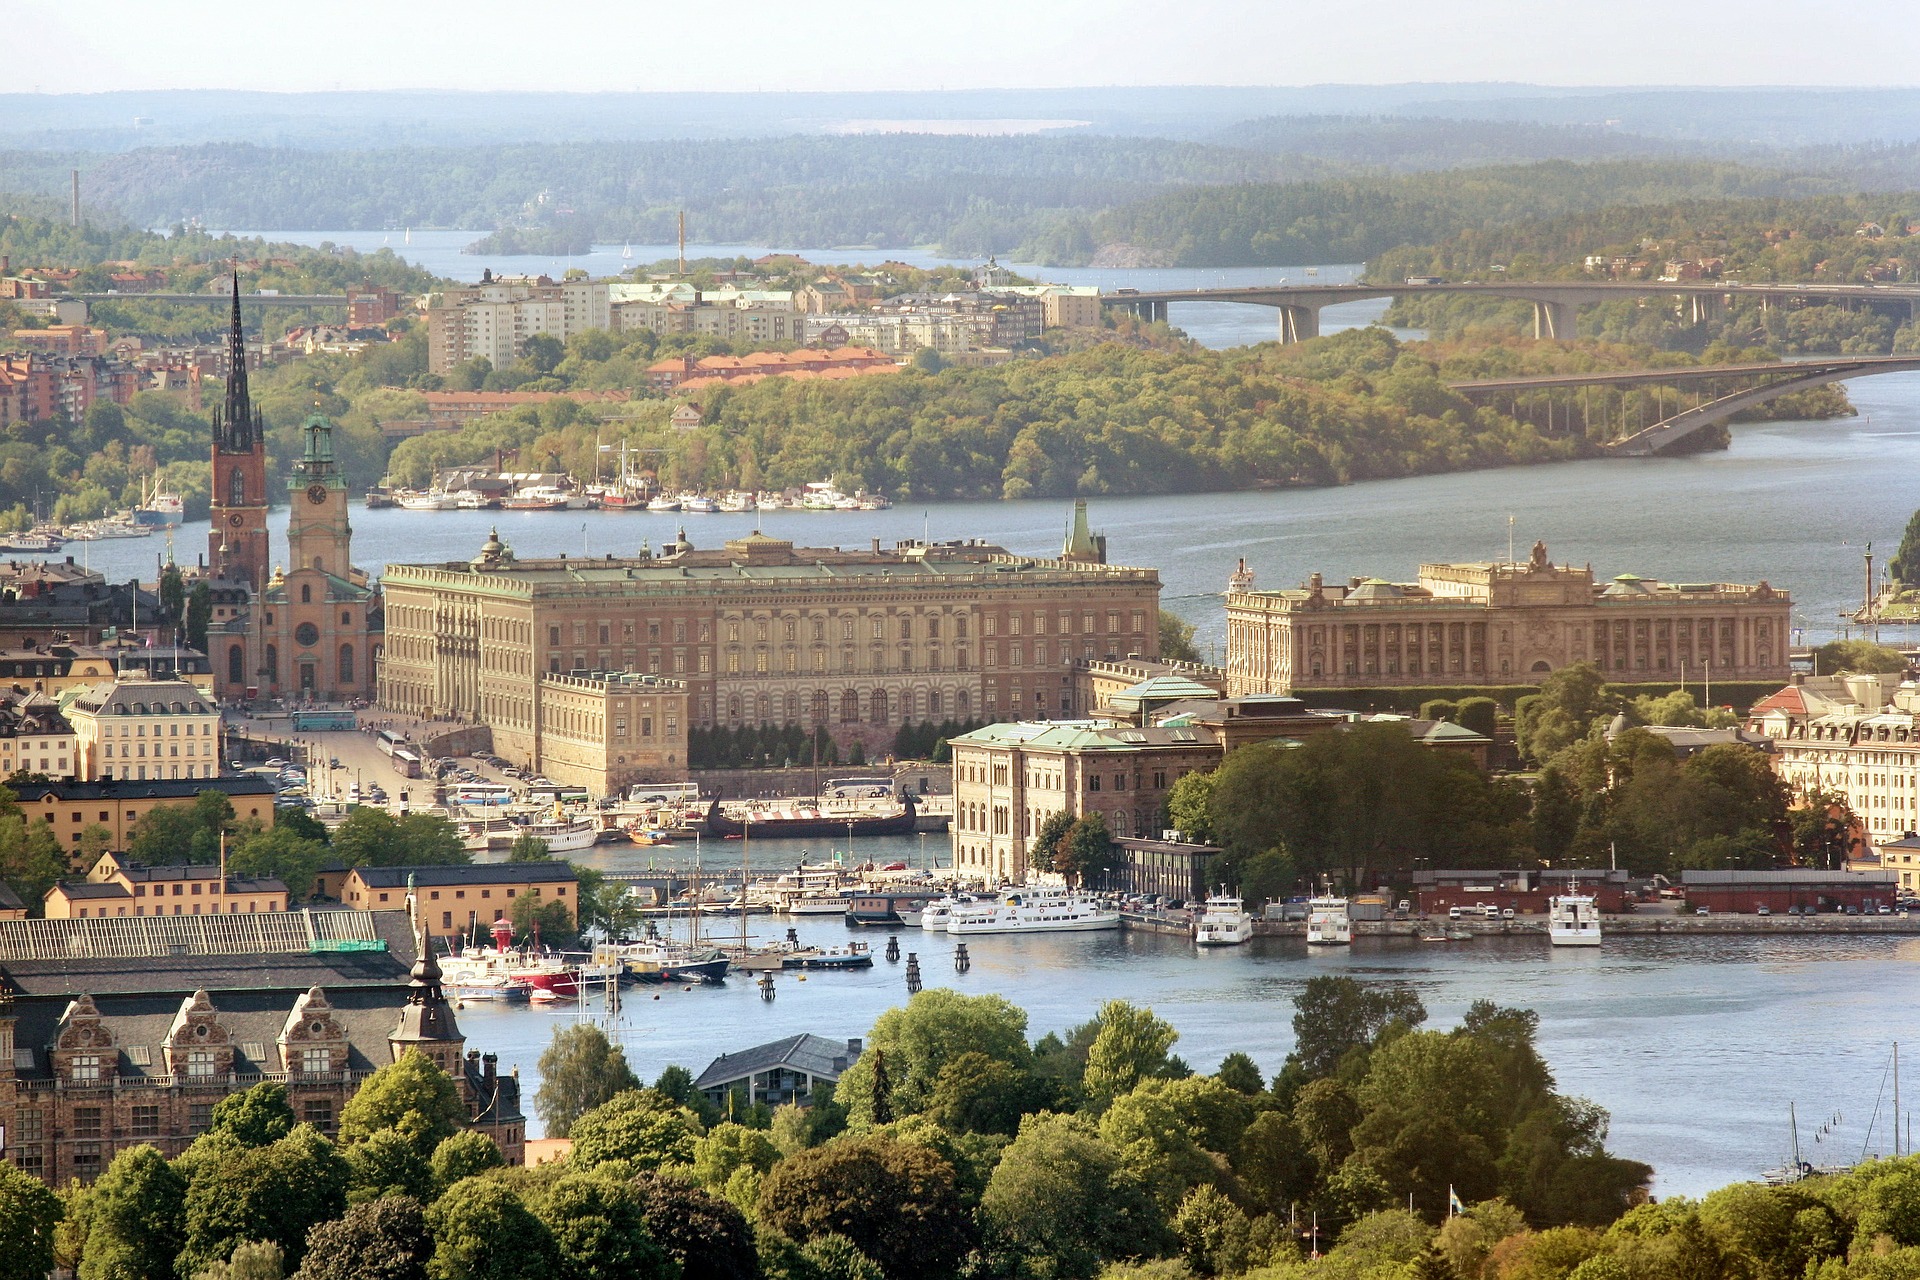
[
  {"xmin": 705, "ymin": 793, "xmax": 918, "ymax": 840},
  {"xmin": 1548, "ymin": 890, "xmax": 1602, "ymax": 947},
  {"xmin": 1306, "ymin": 893, "xmax": 1352, "ymax": 946},
  {"xmin": 1194, "ymin": 890, "xmax": 1254, "ymax": 946},
  {"xmin": 947, "ymin": 884, "xmax": 1119, "ymax": 934}
]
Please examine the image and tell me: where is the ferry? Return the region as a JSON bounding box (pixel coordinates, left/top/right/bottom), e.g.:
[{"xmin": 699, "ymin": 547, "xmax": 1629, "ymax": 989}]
[
  {"xmin": 397, "ymin": 489, "xmax": 455, "ymax": 511},
  {"xmin": 1548, "ymin": 890, "xmax": 1602, "ymax": 947},
  {"xmin": 1305, "ymin": 894, "xmax": 1353, "ymax": 946},
  {"xmin": 645, "ymin": 494, "xmax": 682, "ymax": 512},
  {"xmin": 800, "ymin": 481, "xmax": 845, "ymax": 510},
  {"xmin": 704, "ymin": 793, "xmax": 918, "ymax": 840},
  {"xmin": 518, "ymin": 809, "xmax": 602, "ymax": 854},
  {"xmin": 132, "ymin": 476, "xmax": 184, "ymax": 527},
  {"xmin": 947, "ymin": 884, "xmax": 1120, "ymax": 934},
  {"xmin": 502, "ymin": 487, "xmax": 571, "ymax": 511},
  {"xmin": 782, "ymin": 891, "xmax": 853, "ymax": 916},
  {"xmin": 0, "ymin": 530, "xmax": 63, "ymax": 553},
  {"xmin": 1194, "ymin": 890, "xmax": 1254, "ymax": 946},
  {"xmin": 681, "ymin": 493, "xmax": 719, "ymax": 514}
]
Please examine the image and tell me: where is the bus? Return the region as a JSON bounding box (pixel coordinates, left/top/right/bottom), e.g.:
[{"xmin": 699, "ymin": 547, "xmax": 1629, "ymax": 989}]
[
  {"xmin": 391, "ymin": 748, "xmax": 423, "ymax": 779},
  {"xmin": 291, "ymin": 709, "xmax": 358, "ymax": 732},
  {"xmin": 525, "ymin": 782, "xmax": 592, "ymax": 806},
  {"xmin": 450, "ymin": 783, "xmax": 515, "ymax": 808},
  {"xmin": 626, "ymin": 781, "xmax": 702, "ymax": 806},
  {"xmin": 375, "ymin": 730, "xmax": 407, "ymax": 756}
]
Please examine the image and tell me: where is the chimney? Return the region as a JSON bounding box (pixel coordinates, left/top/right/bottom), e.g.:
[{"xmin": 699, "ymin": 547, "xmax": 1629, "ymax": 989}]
[
  {"xmin": 847, "ymin": 1038, "xmax": 863, "ymax": 1055},
  {"xmin": 481, "ymin": 1052, "xmax": 498, "ymax": 1081}
]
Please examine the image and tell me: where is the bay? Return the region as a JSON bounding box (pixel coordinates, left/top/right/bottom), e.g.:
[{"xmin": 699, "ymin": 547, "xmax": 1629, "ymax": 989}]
[{"xmin": 462, "ymin": 827, "xmax": 1920, "ymax": 1201}]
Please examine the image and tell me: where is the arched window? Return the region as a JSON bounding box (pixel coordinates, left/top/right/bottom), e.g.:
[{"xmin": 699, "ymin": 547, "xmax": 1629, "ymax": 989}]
[
  {"xmin": 871, "ymin": 689, "xmax": 889, "ymax": 725},
  {"xmin": 301, "ymin": 584, "xmax": 312, "ymax": 604},
  {"xmin": 928, "ymin": 689, "xmax": 943, "ymax": 717},
  {"xmin": 228, "ymin": 468, "xmax": 245, "ymax": 507},
  {"xmin": 339, "ymin": 644, "xmax": 354, "ymax": 684},
  {"xmin": 227, "ymin": 644, "xmax": 244, "ymax": 685},
  {"xmin": 812, "ymin": 690, "xmax": 830, "ymax": 724},
  {"xmin": 840, "ymin": 689, "xmax": 859, "ymax": 723},
  {"xmin": 956, "ymin": 689, "xmax": 971, "ymax": 716},
  {"xmin": 785, "ymin": 692, "xmax": 799, "ymax": 723}
]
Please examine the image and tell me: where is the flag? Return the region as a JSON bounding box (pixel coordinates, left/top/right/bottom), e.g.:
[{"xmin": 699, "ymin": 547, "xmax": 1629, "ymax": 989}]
[{"xmin": 1448, "ymin": 1186, "xmax": 1464, "ymax": 1218}]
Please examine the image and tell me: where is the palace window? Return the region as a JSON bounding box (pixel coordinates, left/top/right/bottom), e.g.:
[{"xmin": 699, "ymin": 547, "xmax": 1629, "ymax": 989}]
[{"xmin": 69, "ymin": 1054, "xmax": 104, "ymax": 1084}]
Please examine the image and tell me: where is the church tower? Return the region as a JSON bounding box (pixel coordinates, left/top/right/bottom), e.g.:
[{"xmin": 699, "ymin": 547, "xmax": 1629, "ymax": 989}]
[
  {"xmin": 286, "ymin": 412, "xmax": 351, "ymax": 579},
  {"xmin": 208, "ymin": 271, "xmax": 270, "ymax": 592}
]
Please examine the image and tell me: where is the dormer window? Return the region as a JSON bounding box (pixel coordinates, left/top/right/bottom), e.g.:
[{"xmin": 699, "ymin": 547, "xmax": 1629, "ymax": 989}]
[
  {"xmin": 184, "ymin": 1049, "xmax": 217, "ymax": 1079},
  {"xmin": 69, "ymin": 1053, "xmax": 104, "ymax": 1083}
]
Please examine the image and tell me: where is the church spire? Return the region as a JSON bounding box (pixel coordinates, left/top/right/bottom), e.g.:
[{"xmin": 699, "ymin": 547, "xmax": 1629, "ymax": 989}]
[{"xmin": 220, "ymin": 268, "xmax": 254, "ymax": 452}]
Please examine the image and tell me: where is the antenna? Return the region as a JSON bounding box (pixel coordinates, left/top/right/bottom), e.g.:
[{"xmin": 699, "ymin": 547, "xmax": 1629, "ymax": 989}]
[{"xmin": 1508, "ymin": 514, "xmax": 1516, "ymax": 566}]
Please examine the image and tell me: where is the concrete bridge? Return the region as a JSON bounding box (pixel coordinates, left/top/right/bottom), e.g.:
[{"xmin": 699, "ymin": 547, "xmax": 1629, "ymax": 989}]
[
  {"xmin": 1446, "ymin": 354, "xmax": 1920, "ymax": 455},
  {"xmin": 1104, "ymin": 280, "xmax": 1920, "ymax": 343}
]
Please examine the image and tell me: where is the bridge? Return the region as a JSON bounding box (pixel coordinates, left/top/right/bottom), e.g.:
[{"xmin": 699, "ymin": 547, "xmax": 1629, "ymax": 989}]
[
  {"xmin": 1445, "ymin": 354, "xmax": 1920, "ymax": 455},
  {"xmin": 1104, "ymin": 280, "xmax": 1920, "ymax": 344}
]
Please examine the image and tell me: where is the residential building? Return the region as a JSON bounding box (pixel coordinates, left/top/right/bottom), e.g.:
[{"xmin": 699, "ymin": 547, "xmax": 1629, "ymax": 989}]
[
  {"xmin": 64, "ymin": 671, "xmax": 222, "ymax": 782},
  {"xmin": 0, "ymin": 882, "xmax": 23, "ymax": 919},
  {"xmin": 9, "ymin": 325, "xmax": 108, "ymax": 356},
  {"xmin": 642, "ymin": 347, "xmax": 894, "ymax": 391},
  {"xmin": 342, "ymin": 863, "xmax": 579, "ymax": 941},
  {"xmin": 997, "ymin": 284, "xmax": 1103, "ymax": 329},
  {"xmin": 378, "ymin": 507, "xmax": 1161, "ymax": 765},
  {"xmin": 9, "ymin": 778, "xmax": 275, "ymax": 858},
  {"xmin": 949, "ymin": 720, "xmax": 1222, "ymax": 882},
  {"xmin": 46, "ymin": 852, "xmax": 287, "ymax": 917},
  {"xmin": 694, "ymin": 1034, "xmax": 863, "ymax": 1109},
  {"xmin": 801, "ymin": 312, "xmax": 984, "ymax": 356},
  {"xmin": 1225, "ymin": 540, "xmax": 1791, "ymax": 694},
  {"xmin": 426, "ymin": 273, "xmax": 610, "ymax": 374},
  {"xmin": 0, "ymin": 690, "xmax": 76, "ymax": 778},
  {"xmin": 346, "ymin": 285, "xmax": 402, "ymax": 326},
  {"xmin": 0, "ymin": 643, "xmax": 116, "ymax": 696},
  {"xmin": 1751, "ymin": 672, "xmax": 1920, "ymax": 849},
  {"xmin": 0, "ymin": 562, "xmax": 159, "ymax": 649},
  {"xmin": 0, "ymin": 908, "xmax": 524, "ymax": 1185},
  {"xmin": 0, "ymin": 352, "xmax": 137, "ymax": 426}
]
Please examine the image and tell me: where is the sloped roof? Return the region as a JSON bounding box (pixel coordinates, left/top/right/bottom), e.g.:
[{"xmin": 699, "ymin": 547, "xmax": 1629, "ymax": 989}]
[{"xmin": 695, "ymin": 1033, "xmax": 861, "ymax": 1090}]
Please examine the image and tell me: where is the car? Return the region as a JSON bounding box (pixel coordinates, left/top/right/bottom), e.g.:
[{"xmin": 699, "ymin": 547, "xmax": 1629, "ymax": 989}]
[
  {"xmin": 1756, "ymin": 905, "xmax": 1772, "ymax": 916},
  {"xmin": 503, "ymin": 767, "xmax": 524, "ymax": 779},
  {"xmin": 1878, "ymin": 904, "xmax": 1893, "ymax": 915},
  {"xmin": 1846, "ymin": 906, "xmax": 1861, "ymax": 916},
  {"xmin": 1448, "ymin": 906, "xmax": 1464, "ymax": 920},
  {"xmin": 1695, "ymin": 907, "xmax": 1710, "ymax": 916},
  {"xmin": 1500, "ymin": 908, "xmax": 1516, "ymax": 920}
]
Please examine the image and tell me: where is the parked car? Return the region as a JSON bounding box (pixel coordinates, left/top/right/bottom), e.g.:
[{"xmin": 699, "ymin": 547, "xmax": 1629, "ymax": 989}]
[
  {"xmin": 1756, "ymin": 905, "xmax": 1772, "ymax": 916},
  {"xmin": 1695, "ymin": 906, "xmax": 1710, "ymax": 916}
]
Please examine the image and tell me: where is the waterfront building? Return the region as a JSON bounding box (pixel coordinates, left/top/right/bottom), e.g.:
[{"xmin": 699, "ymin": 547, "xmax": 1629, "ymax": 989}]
[
  {"xmin": 694, "ymin": 1034, "xmax": 863, "ymax": 1110},
  {"xmin": 522, "ymin": 669, "xmax": 688, "ymax": 798},
  {"xmin": 427, "ymin": 274, "xmax": 610, "ymax": 375},
  {"xmin": 64, "ymin": 671, "xmax": 221, "ymax": 782},
  {"xmin": 1751, "ymin": 672, "xmax": 1920, "ymax": 855},
  {"xmin": 1092, "ymin": 834, "xmax": 1222, "ymax": 902},
  {"xmin": 341, "ymin": 863, "xmax": 579, "ymax": 942},
  {"xmin": 9, "ymin": 777, "xmax": 276, "ymax": 860},
  {"xmin": 1411, "ymin": 868, "xmax": 1634, "ymax": 916},
  {"xmin": 376, "ymin": 508, "xmax": 1160, "ymax": 785},
  {"xmin": 1225, "ymin": 540, "xmax": 1791, "ymax": 695},
  {"xmin": 0, "ymin": 908, "xmax": 524, "ymax": 1186},
  {"xmin": 1679, "ymin": 867, "xmax": 1897, "ymax": 914}
]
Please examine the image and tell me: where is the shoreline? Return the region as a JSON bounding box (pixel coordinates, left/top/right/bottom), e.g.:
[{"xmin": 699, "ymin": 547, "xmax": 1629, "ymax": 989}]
[{"xmin": 1124, "ymin": 913, "xmax": 1920, "ymax": 938}]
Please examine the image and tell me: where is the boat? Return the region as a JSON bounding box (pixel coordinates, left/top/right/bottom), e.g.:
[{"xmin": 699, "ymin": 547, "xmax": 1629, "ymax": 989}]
[
  {"xmin": 0, "ymin": 530, "xmax": 63, "ymax": 553},
  {"xmin": 755, "ymin": 493, "xmax": 787, "ymax": 511},
  {"xmin": 1305, "ymin": 893, "xmax": 1352, "ymax": 946},
  {"xmin": 598, "ymin": 489, "xmax": 648, "ymax": 511},
  {"xmin": 448, "ymin": 973, "xmax": 533, "ymax": 1003},
  {"xmin": 451, "ymin": 489, "xmax": 494, "ymax": 509},
  {"xmin": 132, "ymin": 475, "xmax": 184, "ymax": 527},
  {"xmin": 502, "ymin": 487, "xmax": 571, "ymax": 511},
  {"xmin": 626, "ymin": 826, "xmax": 674, "ymax": 846},
  {"xmin": 681, "ymin": 494, "xmax": 719, "ymax": 514},
  {"xmin": 947, "ymin": 884, "xmax": 1120, "ymax": 934},
  {"xmin": 617, "ymin": 941, "xmax": 731, "ymax": 984},
  {"xmin": 70, "ymin": 516, "xmax": 150, "ymax": 540},
  {"xmin": 717, "ymin": 491, "xmax": 754, "ymax": 513},
  {"xmin": 518, "ymin": 807, "xmax": 602, "ymax": 854},
  {"xmin": 646, "ymin": 494, "xmax": 682, "ymax": 512},
  {"xmin": 783, "ymin": 891, "xmax": 853, "ymax": 916},
  {"xmin": 857, "ymin": 493, "xmax": 892, "ymax": 511},
  {"xmin": 704, "ymin": 793, "xmax": 918, "ymax": 840},
  {"xmin": 440, "ymin": 921, "xmax": 581, "ymax": 998},
  {"xmin": 800, "ymin": 481, "xmax": 844, "ymax": 510},
  {"xmin": 919, "ymin": 895, "xmax": 975, "ymax": 930},
  {"xmin": 1548, "ymin": 889, "xmax": 1603, "ymax": 947},
  {"xmin": 1194, "ymin": 890, "xmax": 1254, "ymax": 946},
  {"xmin": 800, "ymin": 944, "xmax": 874, "ymax": 970},
  {"xmin": 363, "ymin": 482, "xmax": 396, "ymax": 509},
  {"xmin": 397, "ymin": 489, "xmax": 455, "ymax": 511},
  {"xmin": 847, "ymin": 890, "xmax": 942, "ymax": 927}
]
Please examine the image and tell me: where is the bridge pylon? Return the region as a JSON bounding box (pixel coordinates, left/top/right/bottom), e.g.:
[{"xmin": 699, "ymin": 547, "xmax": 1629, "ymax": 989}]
[
  {"xmin": 1278, "ymin": 304, "xmax": 1320, "ymax": 344},
  {"xmin": 1531, "ymin": 300, "xmax": 1578, "ymax": 340}
]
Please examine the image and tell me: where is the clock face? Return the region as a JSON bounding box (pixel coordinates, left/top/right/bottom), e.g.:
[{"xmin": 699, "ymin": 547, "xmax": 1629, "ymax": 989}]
[
  {"xmin": 227, "ymin": 513, "xmax": 244, "ymax": 528},
  {"xmin": 306, "ymin": 483, "xmax": 329, "ymax": 505}
]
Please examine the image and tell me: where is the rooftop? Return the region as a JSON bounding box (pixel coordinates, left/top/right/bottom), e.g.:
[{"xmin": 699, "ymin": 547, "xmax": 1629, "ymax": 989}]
[
  {"xmin": 350, "ymin": 863, "xmax": 578, "ymax": 889},
  {"xmin": 694, "ymin": 1033, "xmax": 863, "ymax": 1090}
]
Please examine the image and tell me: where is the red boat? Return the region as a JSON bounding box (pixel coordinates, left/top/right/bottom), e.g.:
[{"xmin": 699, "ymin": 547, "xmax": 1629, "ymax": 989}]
[{"xmin": 476, "ymin": 920, "xmax": 582, "ymax": 999}]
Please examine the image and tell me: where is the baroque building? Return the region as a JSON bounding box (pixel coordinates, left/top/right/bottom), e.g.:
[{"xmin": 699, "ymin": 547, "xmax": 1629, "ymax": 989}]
[
  {"xmin": 1225, "ymin": 540, "xmax": 1790, "ymax": 695},
  {"xmin": 0, "ymin": 906, "xmax": 523, "ymax": 1186},
  {"xmin": 206, "ymin": 273, "xmax": 380, "ymax": 702},
  {"xmin": 377, "ymin": 507, "xmax": 1161, "ymax": 793}
]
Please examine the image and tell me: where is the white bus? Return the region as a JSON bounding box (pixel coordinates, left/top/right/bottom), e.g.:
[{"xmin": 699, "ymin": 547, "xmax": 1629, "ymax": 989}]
[
  {"xmin": 450, "ymin": 783, "xmax": 515, "ymax": 808},
  {"xmin": 626, "ymin": 781, "xmax": 702, "ymax": 806}
]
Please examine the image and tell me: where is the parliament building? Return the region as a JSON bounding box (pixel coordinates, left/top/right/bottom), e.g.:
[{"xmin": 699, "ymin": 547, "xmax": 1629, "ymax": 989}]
[{"xmin": 1225, "ymin": 541, "xmax": 1791, "ymax": 695}]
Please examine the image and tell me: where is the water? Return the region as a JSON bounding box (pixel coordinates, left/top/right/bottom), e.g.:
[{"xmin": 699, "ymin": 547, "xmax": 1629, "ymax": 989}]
[
  {"xmin": 221, "ymin": 229, "xmax": 1395, "ymax": 350},
  {"xmin": 80, "ymin": 372, "xmax": 1920, "ymax": 651},
  {"xmin": 470, "ymin": 829, "xmax": 1920, "ymax": 1200}
]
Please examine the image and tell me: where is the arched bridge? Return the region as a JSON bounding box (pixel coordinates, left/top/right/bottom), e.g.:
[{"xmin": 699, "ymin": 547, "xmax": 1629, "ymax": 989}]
[
  {"xmin": 1104, "ymin": 280, "xmax": 1920, "ymax": 343},
  {"xmin": 1445, "ymin": 354, "xmax": 1920, "ymax": 455}
]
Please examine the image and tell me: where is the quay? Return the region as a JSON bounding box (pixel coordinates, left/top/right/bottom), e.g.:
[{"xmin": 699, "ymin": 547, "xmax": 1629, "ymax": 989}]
[{"xmin": 1120, "ymin": 912, "xmax": 1920, "ymax": 938}]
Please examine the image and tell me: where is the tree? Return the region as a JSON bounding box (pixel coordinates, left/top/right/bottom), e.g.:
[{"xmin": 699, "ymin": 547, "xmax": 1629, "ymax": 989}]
[
  {"xmin": 78, "ymin": 1145, "xmax": 182, "ymax": 1280},
  {"xmin": 212, "ymin": 1081, "xmax": 296, "ymax": 1147},
  {"xmin": 180, "ymin": 1126, "xmax": 349, "ymax": 1275},
  {"xmin": 347, "ymin": 1129, "xmax": 436, "ymax": 1203},
  {"xmin": 292, "ymin": 1196, "xmax": 432, "ymax": 1280},
  {"xmin": 506, "ymin": 833, "xmax": 551, "ymax": 862},
  {"xmin": 1791, "ymin": 788, "xmax": 1857, "ymax": 870},
  {"xmin": 1214, "ymin": 1051, "xmax": 1264, "ymax": 1097},
  {"xmin": 568, "ymin": 1089, "xmax": 703, "ymax": 1172},
  {"xmin": 1171, "ymin": 1185, "xmax": 1250, "ymax": 1276},
  {"xmin": 1158, "ymin": 610, "xmax": 1202, "ymax": 664},
  {"xmin": 424, "ymin": 1179, "xmax": 557, "ymax": 1280},
  {"xmin": 187, "ymin": 580, "xmax": 213, "ymax": 651},
  {"xmin": 230, "ymin": 827, "xmax": 333, "ymax": 902},
  {"xmin": 926, "ymin": 1050, "xmax": 1033, "ymax": 1136},
  {"xmin": 193, "ymin": 1239, "xmax": 285, "ymax": 1280},
  {"xmin": 835, "ymin": 989, "xmax": 1031, "ymax": 1123},
  {"xmin": 1811, "ymin": 638, "xmax": 1905, "ymax": 675},
  {"xmin": 1053, "ymin": 815, "xmax": 1120, "ymax": 887},
  {"xmin": 1516, "ymin": 662, "xmax": 1613, "ymax": 766},
  {"xmin": 980, "ymin": 1111, "xmax": 1161, "ymax": 1280},
  {"xmin": 758, "ymin": 1136, "xmax": 973, "ymax": 1280},
  {"xmin": 1454, "ymin": 697, "xmax": 1498, "ymax": 738},
  {"xmin": 0, "ymin": 804, "xmax": 70, "ymax": 909},
  {"xmin": 429, "ymin": 1133, "xmax": 505, "ymax": 1191},
  {"xmin": 627, "ymin": 1172, "xmax": 759, "ymax": 1280},
  {"xmin": 331, "ymin": 809, "xmax": 469, "ymax": 869},
  {"xmin": 159, "ymin": 562, "xmax": 186, "ymax": 624},
  {"xmin": 509, "ymin": 893, "xmax": 578, "ymax": 947},
  {"xmin": 1288, "ymin": 976, "xmax": 1427, "ymax": 1081},
  {"xmin": 1082, "ymin": 1000, "xmax": 1180, "ymax": 1109},
  {"xmin": 692, "ymin": 1123, "xmax": 781, "ymax": 1196},
  {"xmin": 536, "ymin": 1024, "xmax": 641, "ymax": 1138},
  {"xmin": 338, "ymin": 1050, "xmax": 468, "ymax": 1159},
  {"xmin": 1028, "ymin": 810, "xmax": 1076, "ymax": 879},
  {"xmin": 1165, "ymin": 770, "xmax": 1217, "ymax": 845},
  {"xmin": 537, "ymin": 1174, "xmax": 672, "ymax": 1280}
]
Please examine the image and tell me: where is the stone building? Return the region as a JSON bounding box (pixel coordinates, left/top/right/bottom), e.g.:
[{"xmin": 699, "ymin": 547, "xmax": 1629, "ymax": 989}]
[
  {"xmin": 1751, "ymin": 672, "xmax": 1920, "ymax": 856},
  {"xmin": 64, "ymin": 671, "xmax": 221, "ymax": 781},
  {"xmin": 0, "ymin": 908, "xmax": 524, "ymax": 1186},
  {"xmin": 520, "ymin": 669, "xmax": 688, "ymax": 797},
  {"xmin": 1225, "ymin": 541, "xmax": 1791, "ymax": 695},
  {"xmin": 10, "ymin": 777, "xmax": 276, "ymax": 861},
  {"xmin": 377, "ymin": 507, "xmax": 1161, "ymax": 789}
]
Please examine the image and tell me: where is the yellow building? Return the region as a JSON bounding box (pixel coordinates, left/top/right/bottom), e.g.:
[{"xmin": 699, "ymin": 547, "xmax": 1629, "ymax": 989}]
[
  {"xmin": 516, "ymin": 671, "xmax": 688, "ymax": 797},
  {"xmin": 63, "ymin": 672, "xmax": 222, "ymax": 782},
  {"xmin": 1226, "ymin": 540, "xmax": 1791, "ymax": 694},
  {"xmin": 11, "ymin": 777, "xmax": 276, "ymax": 859},
  {"xmin": 44, "ymin": 850, "xmax": 288, "ymax": 917},
  {"xmin": 0, "ymin": 690, "xmax": 77, "ymax": 778},
  {"xmin": 0, "ymin": 644, "xmax": 115, "ymax": 696},
  {"xmin": 341, "ymin": 864, "xmax": 580, "ymax": 943}
]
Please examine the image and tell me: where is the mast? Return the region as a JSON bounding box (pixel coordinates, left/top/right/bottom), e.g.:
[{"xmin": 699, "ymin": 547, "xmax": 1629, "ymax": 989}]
[
  {"xmin": 1897, "ymin": 1043, "xmax": 1902, "ymax": 1157},
  {"xmin": 741, "ymin": 813, "xmax": 750, "ymax": 952}
]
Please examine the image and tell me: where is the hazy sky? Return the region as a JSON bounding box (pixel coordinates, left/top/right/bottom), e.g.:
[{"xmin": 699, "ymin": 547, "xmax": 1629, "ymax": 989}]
[{"xmin": 13, "ymin": 0, "xmax": 1919, "ymax": 94}]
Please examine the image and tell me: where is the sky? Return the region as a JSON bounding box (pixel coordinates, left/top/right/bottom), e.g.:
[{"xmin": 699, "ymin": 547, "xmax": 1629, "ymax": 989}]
[{"xmin": 10, "ymin": 0, "xmax": 1920, "ymax": 95}]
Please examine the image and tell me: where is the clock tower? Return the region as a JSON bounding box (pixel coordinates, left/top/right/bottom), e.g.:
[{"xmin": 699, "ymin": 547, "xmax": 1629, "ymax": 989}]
[
  {"xmin": 287, "ymin": 412, "xmax": 352, "ymax": 580},
  {"xmin": 208, "ymin": 270, "xmax": 270, "ymax": 593}
]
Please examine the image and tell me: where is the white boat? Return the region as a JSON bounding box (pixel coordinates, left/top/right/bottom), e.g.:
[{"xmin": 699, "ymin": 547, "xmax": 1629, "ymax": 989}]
[
  {"xmin": 681, "ymin": 493, "xmax": 719, "ymax": 514},
  {"xmin": 717, "ymin": 491, "xmax": 754, "ymax": 513},
  {"xmin": 1194, "ymin": 890, "xmax": 1254, "ymax": 946},
  {"xmin": 503, "ymin": 486, "xmax": 571, "ymax": 511},
  {"xmin": 783, "ymin": 891, "xmax": 853, "ymax": 916},
  {"xmin": 800, "ymin": 481, "xmax": 844, "ymax": 510},
  {"xmin": 0, "ymin": 531, "xmax": 63, "ymax": 553},
  {"xmin": 397, "ymin": 489, "xmax": 455, "ymax": 511},
  {"xmin": 518, "ymin": 808, "xmax": 602, "ymax": 853},
  {"xmin": 451, "ymin": 489, "xmax": 493, "ymax": 509},
  {"xmin": 947, "ymin": 884, "xmax": 1119, "ymax": 934},
  {"xmin": 755, "ymin": 494, "xmax": 787, "ymax": 511},
  {"xmin": 1548, "ymin": 891, "xmax": 1602, "ymax": 947},
  {"xmin": 919, "ymin": 896, "xmax": 964, "ymax": 930},
  {"xmin": 646, "ymin": 494, "xmax": 682, "ymax": 512},
  {"xmin": 1305, "ymin": 894, "xmax": 1352, "ymax": 946}
]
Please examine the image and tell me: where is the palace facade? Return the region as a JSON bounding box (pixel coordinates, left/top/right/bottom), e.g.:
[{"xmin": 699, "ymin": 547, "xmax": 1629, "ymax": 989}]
[
  {"xmin": 377, "ymin": 505, "xmax": 1161, "ymax": 792},
  {"xmin": 1225, "ymin": 541, "xmax": 1791, "ymax": 695}
]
